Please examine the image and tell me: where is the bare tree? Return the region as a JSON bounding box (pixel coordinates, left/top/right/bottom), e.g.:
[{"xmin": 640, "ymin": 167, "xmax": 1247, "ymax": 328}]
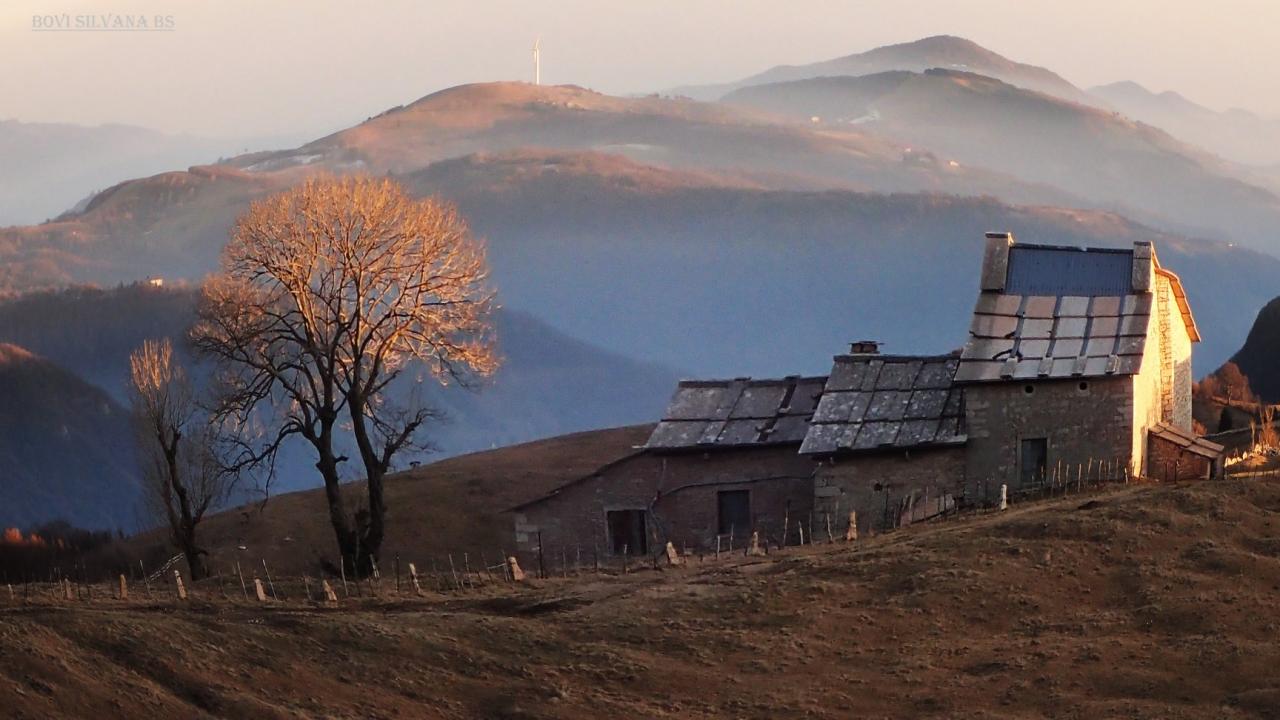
[
  {"xmin": 192, "ymin": 176, "xmax": 497, "ymax": 576},
  {"xmin": 129, "ymin": 338, "xmax": 227, "ymax": 580}
]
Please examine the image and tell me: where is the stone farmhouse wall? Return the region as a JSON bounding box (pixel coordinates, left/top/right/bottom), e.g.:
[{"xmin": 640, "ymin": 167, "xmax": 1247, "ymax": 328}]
[
  {"xmin": 964, "ymin": 376, "xmax": 1134, "ymax": 501},
  {"xmin": 813, "ymin": 446, "xmax": 966, "ymax": 536},
  {"xmin": 511, "ymin": 445, "xmax": 815, "ymax": 565}
]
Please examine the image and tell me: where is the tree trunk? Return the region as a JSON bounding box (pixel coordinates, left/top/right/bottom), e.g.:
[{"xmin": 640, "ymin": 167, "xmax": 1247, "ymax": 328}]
[
  {"xmin": 178, "ymin": 531, "xmax": 209, "ymax": 581},
  {"xmin": 314, "ymin": 428, "xmax": 367, "ymax": 577}
]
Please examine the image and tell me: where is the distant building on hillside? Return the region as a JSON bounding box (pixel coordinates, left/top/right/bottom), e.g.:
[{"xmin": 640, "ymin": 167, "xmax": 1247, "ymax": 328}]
[{"xmin": 509, "ymin": 232, "xmax": 1223, "ymax": 566}]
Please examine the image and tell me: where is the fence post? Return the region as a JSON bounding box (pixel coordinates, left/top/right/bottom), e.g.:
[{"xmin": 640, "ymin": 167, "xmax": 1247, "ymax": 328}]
[
  {"xmin": 845, "ymin": 511, "xmax": 858, "ymax": 542},
  {"xmin": 173, "ymin": 570, "xmax": 187, "ymax": 601},
  {"xmin": 999, "ymin": 484, "xmax": 1008, "ymax": 511},
  {"xmin": 408, "ymin": 562, "xmax": 423, "ymax": 596}
]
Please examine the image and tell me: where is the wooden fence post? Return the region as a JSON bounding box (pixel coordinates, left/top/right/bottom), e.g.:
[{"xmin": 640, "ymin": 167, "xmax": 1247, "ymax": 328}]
[
  {"xmin": 118, "ymin": 575, "xmax": 128, "ymax": 601},
  {"xmin": 173, "ymin": 570, "xmax": 187, "ymax": 601},
  {"xmin": 408, "ymin": 562, "xmax": 423, "ymax": 596},
  {"xmin": 261, "ymin": 559, "xmax": 280, "ymax": 601}
]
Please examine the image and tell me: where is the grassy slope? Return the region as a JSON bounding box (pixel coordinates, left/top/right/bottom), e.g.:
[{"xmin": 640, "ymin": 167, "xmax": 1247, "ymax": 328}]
[
  {"xmin": 127, "ymin": 425, "xmax": 654, "ymax": 576},
  {"xmin": 5, "ymin": 478, "xmax": 1280, "ymax": 719}
]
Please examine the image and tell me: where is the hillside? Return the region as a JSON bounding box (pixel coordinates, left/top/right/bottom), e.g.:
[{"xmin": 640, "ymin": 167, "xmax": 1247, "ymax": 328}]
[
  {"xmin": 724, "ymin": 69, "xmax": 1280, "ymax": 252},
  {"xmin": 0, "ymin": 283, "xmax": 675, "ymax": 497},
  {"xmin": 127, "ymin": 425, "xmax": 654, "ymax": 576},
  {"xmin": 0, "ymin": 344, "xmax": 139, "ymax": 531},
  {"xmin": 0, "ymin": 119, "xmax": 286, "ymax": 227},
  {"xmin": 1091, "ymin": 81, "xmax": 1280, "ymax": 167},
  {"xmin": 0, "ymin": 82, "xmax": 1084, "ymax": 293},
  {"xmin": 1227, "ymin": 295, "xmax": 1280, "ymax": 403},
  {"xmin": 0, "ymin": 149, "xmax": 1269, "ymax": 381},
  {"xmin": 673, "ymin": 34, "xmax": 1095, "ymax": 105},
  {"xmin": 8, "ymin": 478, "xmax": 1280, "ymax": 718},
  {"xmin": 405, "ymin": 151, "xmax": 1276, "ymax": 376}
]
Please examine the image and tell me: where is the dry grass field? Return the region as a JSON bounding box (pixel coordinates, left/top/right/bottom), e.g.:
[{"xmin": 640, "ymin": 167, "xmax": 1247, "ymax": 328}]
[
  {"xmin": 5, "ymin": 476, "xmax": 1280, "ymax": 719},
  {"xmin": 124, "ymin": 425, "xmax": 654, "ymax": 578}
]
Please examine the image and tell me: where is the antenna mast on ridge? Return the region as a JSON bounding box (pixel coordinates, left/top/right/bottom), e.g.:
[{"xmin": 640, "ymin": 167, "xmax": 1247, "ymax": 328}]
[{"xmin": 532, "ymin": 37, "xmax": 541, "ymax": 85}]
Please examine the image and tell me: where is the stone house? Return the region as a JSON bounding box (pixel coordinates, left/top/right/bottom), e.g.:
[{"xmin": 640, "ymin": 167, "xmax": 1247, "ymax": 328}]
[
  {"xmin": 509, "ymin": 376, "xmax": 825, "ymax": 562},
  {"xmin": 955, "ymin": 233, "xmax": 1221, "ymax": 498},
  {"xmin": 511, "ymin": 232, "xmax": 1224, "ymax": 556},
  {"xmin": 799, "ymin": 348, "xmax": 968, "ymax": 536}
]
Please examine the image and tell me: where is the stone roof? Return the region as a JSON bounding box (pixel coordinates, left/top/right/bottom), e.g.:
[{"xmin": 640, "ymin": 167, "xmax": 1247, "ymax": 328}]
[
  {"xmin": 800, "ymin": 354, "xmax": 966, "ymax": 456},
  {"xmin": 644, "ymin": 376, "xmax": 827, "ymax": 450},
  {"xmin": 1149, "ymin": 423, "xmax": 1225, "ymax": 460},
  {"xmin": 955, "ymin": 292, "xmax": 1152, "ymax": 382},
  {"xmin": 957, "ymin": 237, "xmax": 1198, "ymax": 383}
]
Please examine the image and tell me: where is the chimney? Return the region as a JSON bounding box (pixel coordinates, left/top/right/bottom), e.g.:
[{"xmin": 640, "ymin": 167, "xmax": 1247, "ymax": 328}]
[
  {"xmin": 980, "ymin": 231, "xmax": 1015, "ymax": 291},
  {"xmin": 1131, "ymin": 240, "xmax": 1153, "ymax": 292},
  {"xmin": 849, "ymin": 340, "xmax": 881, "ymax": 355}
]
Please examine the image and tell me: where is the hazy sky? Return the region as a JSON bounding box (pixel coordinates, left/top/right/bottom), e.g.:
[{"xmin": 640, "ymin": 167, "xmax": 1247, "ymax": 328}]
[{"xmin": 4, "ymin": 0, "xmax": 1278, "ymax": 139}]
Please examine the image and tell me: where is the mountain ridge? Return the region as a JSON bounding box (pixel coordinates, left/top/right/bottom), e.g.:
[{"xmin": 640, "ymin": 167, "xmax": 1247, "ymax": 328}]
[{"xmin": 671, "ymin": 35, "xmax": 1094, "ymax": 105}]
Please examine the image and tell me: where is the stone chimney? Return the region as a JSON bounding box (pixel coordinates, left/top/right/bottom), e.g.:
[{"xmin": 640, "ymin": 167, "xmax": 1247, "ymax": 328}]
[
  {"xmin": 1131, "ymin": 241, "xmax": 1153, "ymax": 292},
  {"xmin": 849, "ymin": 340, "xmax": 881, "ymax": 355},
  {"xmin": 980, "ymin": 232, "xmax": 1015, "ymax": 291}
]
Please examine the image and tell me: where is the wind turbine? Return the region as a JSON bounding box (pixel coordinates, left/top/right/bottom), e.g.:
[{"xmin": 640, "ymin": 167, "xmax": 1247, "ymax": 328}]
[{"xmin": 532, "ymin": 37, "xmax": 541, "ymax": 85}]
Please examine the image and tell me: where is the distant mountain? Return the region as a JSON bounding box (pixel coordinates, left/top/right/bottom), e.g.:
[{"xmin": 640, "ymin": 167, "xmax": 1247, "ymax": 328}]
[
  {"xmin": 672, "ymin": 35, "xmax": 1094, "ymax": 105},
  {"xmin": 0, "ymin": 82, "xmax": 1079, "ymax": 294},
  {"xmin": 1089, "ymin": 81, "xmax": 1280, "ymax": 167},
  {"xmin": 1226, "ymin": 296, "xmax": 1280, "ymax": 403},
  {"xmin": 723, "ymin": 70, "xmax": 1280, "ymax": 252},
  {"xmin": 0, "ymin": 284, "xmax": 678, "ymax": 494},
  {"xmin": 399, "ymin": 150, "xmax": 1273, "ymax": 377},
  {"xmin": 0, "ymin": 119, "xmax": 303, "ymax": 227},
  {"xmin": 0, "ymin": 283, "xmax": 199, "ymax": 398},
  {"xmin": 0, "ymin": 344, "xmax": 139, "ymax": 531}
]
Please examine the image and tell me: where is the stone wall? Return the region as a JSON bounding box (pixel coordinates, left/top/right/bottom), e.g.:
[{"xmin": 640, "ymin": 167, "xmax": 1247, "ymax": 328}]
[
  {"xmin": 511, "ymin": 445, "xmax": 815, "ymax": 565},
  {"xmin": 814, "ymin": 446, "xmax": 966, "ymax": 536},
  {"xmin": 1147, "ymin": 434, "xmax": 1214, "ymax": 481},
  {"xmin": 1132, "ymin": 274, "xmax": 1196, "ymax": 474},
  {"xmin": 964, "ymin": 376, "xmax": 1134, "ymax": 501}
]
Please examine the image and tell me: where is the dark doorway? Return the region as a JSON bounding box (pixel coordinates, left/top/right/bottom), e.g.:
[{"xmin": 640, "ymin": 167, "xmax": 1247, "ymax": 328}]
[
  {"xmin": 717, "ymin": 490, "xmax": 751, "ymax": 537},
  {"xmin": 1020, "ymin": 438, "xmax": 1048, "ymax": 486},
  {"xmin": 606, "ymin": 510, "xmax": 647, "ymax": 555}
]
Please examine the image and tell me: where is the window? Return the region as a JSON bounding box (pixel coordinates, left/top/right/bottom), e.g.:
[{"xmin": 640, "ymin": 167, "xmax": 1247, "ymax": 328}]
[
  {"xmin": 717, "ymin": 490, "xmax": 751, "ymax": 538},
  {"xmin": 606, "ymin": 510, "xmax": 648, "ymax": 556},
  {"xmin": 1020, "ymin": 438, "xmax": 1048, "ymax": 487}
]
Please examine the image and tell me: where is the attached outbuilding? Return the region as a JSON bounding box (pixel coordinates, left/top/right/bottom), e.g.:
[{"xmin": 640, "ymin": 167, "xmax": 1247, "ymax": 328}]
[
  {"xmin": 800, "ymin": 347, "xmax": 968, "ymax": 537},
  {"xmin": 509, "ymin": 376, "xmax": 824, "ymax": 564}
]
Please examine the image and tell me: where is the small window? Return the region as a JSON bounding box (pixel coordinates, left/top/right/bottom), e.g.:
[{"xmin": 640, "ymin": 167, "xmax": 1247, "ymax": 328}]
[
  {"xmin": 1077, "ymin": 381, "xmax": 1090, "ymax": 393},
  {"xmin": 1023, "ymin": 385, "xmax": 1035, "ymax": 395}
]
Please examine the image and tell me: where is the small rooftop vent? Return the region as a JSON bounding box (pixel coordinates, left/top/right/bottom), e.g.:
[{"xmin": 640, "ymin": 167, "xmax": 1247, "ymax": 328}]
[{"xmin": 849, "ymin": 340, "xmax": 881, "ymax": 355}]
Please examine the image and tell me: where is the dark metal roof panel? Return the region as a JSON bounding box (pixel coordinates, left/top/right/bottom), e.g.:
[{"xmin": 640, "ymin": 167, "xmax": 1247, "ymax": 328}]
[{"xmin": 1005, "ymin": 246, "xmax": 1134, "ymax": 296}]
